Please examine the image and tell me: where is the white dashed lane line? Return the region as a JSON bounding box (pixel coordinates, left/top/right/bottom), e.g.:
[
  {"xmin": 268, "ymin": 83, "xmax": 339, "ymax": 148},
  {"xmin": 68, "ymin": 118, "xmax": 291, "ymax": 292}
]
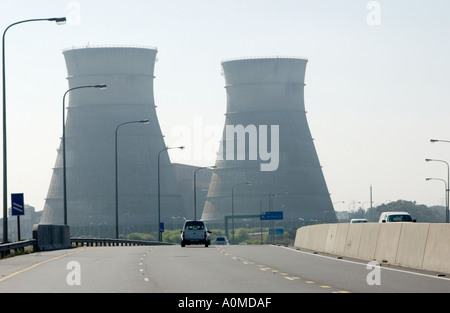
[{"xmin": 217, "ymin": 246, "xmax": 350, "ymax": 293}]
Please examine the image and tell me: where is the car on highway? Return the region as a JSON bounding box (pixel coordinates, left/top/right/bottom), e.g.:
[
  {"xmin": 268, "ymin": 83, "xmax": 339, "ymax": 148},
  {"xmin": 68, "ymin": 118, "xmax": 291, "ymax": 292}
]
[
  {"xmin": 180, "ymin": 220, "xmax": 211, "ymax": 247},
  {"xmin": 350, "ymin": 218, "xmax": 368, "ymax": 223},
  {"xmin": 214, "ymin": 236, "xmax": 229, "ymax": 245},
  {"xmin": 378, "ymin": 211, "xmax": 416, "ymax": 223}
]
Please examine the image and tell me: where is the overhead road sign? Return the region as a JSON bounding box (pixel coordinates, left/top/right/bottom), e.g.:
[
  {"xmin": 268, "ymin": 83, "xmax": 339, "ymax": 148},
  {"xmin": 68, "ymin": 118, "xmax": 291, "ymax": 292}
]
[{"xmin": 260, "ymin": 211, "xmax": 283, "ymax": 221}]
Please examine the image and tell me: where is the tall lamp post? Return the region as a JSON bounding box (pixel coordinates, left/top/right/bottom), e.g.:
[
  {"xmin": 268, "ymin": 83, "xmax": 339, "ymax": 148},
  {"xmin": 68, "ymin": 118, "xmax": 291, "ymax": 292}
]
[
  {"xmin": 193, "ymin": 165, "xmax": 216, "ymax": 220},
  {"xmin": 429, "ymin": 139, "xmax": 450, "ymax": 222},
  {"xmin": 426, "ymin": 178, "xmax": 448, "ymax": 223},
  {"xmin": 62, "ymin": 84, "xmax": 107, "ymax": 226},
  {"xmin": 426, "ymin": 158, "xmax": 449, "ymax": 223},
  {"xmin": 158, "ymin": 146, "xmax": 184, "ymax": 242},
  {"xmin": 231, "ymin": 182, "xmax": 251, "ymax": 245},
  {"xmin": 115, "ymin": 119, "xmax": 149, "ymax": 239},
  {"xmin": 2, "ymin": 17, "xmax": 66, "ymax": 243},
  {"xmin": 431, "ymin": 139, "xmax": 450, "ymax": 144}
]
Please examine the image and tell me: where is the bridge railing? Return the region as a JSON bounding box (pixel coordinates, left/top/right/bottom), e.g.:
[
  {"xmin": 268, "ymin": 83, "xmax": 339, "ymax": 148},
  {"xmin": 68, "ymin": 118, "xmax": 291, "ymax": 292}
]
[
  {"xmin": 0, "ymin": 237, "xmax": 172, "ymax": 258},
  {"xmin": 0, "ymin": 239, "xmax": 37, "ymax": 258},
  {"xmin": 70, "ymin": 237, "xmax": 173, "ymax": 247}
]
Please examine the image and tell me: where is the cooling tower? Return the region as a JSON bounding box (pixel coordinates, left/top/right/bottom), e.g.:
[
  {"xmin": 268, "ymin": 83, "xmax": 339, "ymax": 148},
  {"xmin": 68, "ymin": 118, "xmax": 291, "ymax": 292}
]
[
  {"xmin": 40, "ymin": 46, "xmax": 184, "ymax": 237},
  {"xmin": 201, "ymin": 57, "xmax": 337, "ymax": 226}
]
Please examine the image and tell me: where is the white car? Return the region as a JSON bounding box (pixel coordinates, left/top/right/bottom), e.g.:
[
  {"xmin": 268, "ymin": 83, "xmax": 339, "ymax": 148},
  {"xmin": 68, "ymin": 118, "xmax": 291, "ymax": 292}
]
[
  {"xmin": 214, "ymin": 236, "xmax": 229, "ymax": 245},
  {"xmin": 378, "ymin": 212, "xmax": 416, "ymax": 223},
  {"xmin": 350, "ymin": 218, "xmax": 368, "ymax": 223},
  {"xmin": 181, "ymin": 220, "xmax": 211, "ymax": 247}
]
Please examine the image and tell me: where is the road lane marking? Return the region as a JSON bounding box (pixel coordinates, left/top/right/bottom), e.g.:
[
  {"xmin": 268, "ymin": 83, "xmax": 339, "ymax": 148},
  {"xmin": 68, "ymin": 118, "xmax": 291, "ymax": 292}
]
[
  {"xmin": 218, "ymin": 246, "xmax": 351, "ymax": 293},
  {"xmin": 0, "ymin": 249, "xmax": 84, "ymax": 283}
]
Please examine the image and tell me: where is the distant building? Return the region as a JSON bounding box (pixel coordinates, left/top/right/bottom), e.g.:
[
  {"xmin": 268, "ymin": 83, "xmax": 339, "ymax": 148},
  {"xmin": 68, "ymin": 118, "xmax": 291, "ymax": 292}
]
[{"xmin": 2, "ymin": 204, "xmax": 41, "ymax": 241}]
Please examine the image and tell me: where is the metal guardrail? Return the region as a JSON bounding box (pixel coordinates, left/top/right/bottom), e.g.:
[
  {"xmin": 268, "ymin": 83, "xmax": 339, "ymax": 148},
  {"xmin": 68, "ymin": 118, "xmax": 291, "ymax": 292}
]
[
  {"xmin": 70, "ymin": 237, "xmax": 174, "ymax": 247},
  {"xmin": 0, "ymin": 238, "xmax": 172, "ymax": 258},
  {"xmin": 0, "ymin": 239, "xmax": 37, "ymax": 258}
]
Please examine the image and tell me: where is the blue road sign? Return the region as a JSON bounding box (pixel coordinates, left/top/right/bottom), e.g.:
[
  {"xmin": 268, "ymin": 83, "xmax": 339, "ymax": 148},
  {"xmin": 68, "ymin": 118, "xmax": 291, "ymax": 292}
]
[
  {"xmin": 269, "ymin": 228, "xmax": 284, "ymax": 235},
  {"xmin": 260, "ymin": 211, "xmax": 283, "ymax": 221},
  {"xmin": 160, "ymin": 222, "xmax": 165, "ymax": 233},
  {"xmin": 11, "ymin": 193, "xmax": 24, "ymax": 216}
]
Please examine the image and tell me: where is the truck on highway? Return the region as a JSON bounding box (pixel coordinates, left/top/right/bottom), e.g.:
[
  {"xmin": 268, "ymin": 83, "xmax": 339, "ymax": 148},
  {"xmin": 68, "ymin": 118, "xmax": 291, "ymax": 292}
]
[{"xmin": 181, "ymin": 220, "xmax": 211, "ymax": 247}]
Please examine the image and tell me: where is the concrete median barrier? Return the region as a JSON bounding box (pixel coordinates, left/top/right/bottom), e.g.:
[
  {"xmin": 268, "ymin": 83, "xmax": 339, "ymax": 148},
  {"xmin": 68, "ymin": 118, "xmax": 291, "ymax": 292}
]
[
  {"xmin": 32, "ymin": 224, "xmax": 71, "ymax": 251},
  {"xmin": 294, "ymin": 223, "xmax": 450, "ymax": 274},
  {"xmin": 375, "ymin": 223, "xmax": 402, "ymax": 264},
  {"xmin": 358, "ymin": 223, "xmax": 380, "ymax": 261},
  {"xmin": 422, "ymin": 224, "xmax": 450, "ymax": 274},
  {"xmin": 395, "ymin": 223, "xmax": 429, "ymax": 269}
]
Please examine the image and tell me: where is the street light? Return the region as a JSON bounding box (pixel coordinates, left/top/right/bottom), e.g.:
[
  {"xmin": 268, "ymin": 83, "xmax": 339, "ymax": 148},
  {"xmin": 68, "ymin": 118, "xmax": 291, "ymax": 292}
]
[
  {"xmin": 62, "ymin": 84, "xmax": 107, "ymax": 226},
  {"xmin": 115, "ymin": 119, "xmax": 149, "ymax": 239},
  {"xmin": 426, "ymin": 178, "xmax": 449, "ymax": 223},
  {"xmin": 2, "ymin": 17, "xmax": 66, "ymax": 243},
  {"xmin": 158, "ymin": 146, "xmax": 184, "ymax": 242},
  {"xmin": 426, "ymin": 158, "xmax": 450, "ymax": 223},
  {"xmin": 231, "ymin": 182, "xmax": 251, "ymax": 245},
  {"xmin": 193, "ymin": 165, "xmax": 216, "ymax": 220},
  {"xmin": 431, "ymin": 139, "xmax": 450, "ymax": 144},
  {"xmin": 268, "ymin": 188, "xmax": 288, "ymax": 244}
]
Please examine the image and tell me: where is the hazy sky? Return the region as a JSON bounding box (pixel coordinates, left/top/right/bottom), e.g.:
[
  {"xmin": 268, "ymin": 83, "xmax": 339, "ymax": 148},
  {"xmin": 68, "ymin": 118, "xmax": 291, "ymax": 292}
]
[{"xmin": 1, "ymin": 0, "xmax": 449, "ymax": 212}]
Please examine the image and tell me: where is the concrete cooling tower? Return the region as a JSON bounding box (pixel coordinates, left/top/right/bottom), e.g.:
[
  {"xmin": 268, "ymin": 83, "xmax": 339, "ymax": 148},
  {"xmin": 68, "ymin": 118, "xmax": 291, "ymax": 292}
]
[
  {"xmin": 40, "ymin": 46, "xmax": 184, "ymax": 237},
  {"xmin": 201, "ymin": 57, "xmax": 337, "ymax": 227}
]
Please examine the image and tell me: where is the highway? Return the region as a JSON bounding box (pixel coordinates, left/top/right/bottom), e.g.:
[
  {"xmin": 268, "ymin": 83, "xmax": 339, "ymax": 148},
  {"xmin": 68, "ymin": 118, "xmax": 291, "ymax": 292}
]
[{"xmin": 1, "ymin": 244, "xmax": 450, "ymax": 294}]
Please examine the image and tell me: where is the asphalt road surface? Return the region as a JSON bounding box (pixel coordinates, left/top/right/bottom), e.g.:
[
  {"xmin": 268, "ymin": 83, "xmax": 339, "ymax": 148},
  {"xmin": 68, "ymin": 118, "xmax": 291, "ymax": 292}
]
[{"xmin": 1, "ymin": 244, "xmax": 450, "ymax": 293}]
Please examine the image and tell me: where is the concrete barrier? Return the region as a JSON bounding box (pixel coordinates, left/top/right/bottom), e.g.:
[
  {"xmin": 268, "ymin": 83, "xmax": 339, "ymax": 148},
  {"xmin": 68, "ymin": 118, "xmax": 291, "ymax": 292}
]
[
  {"xmin": 344, "ymin": 222, "xmax": 363, "ymax": 257},
  {"xmin": 358, "ymin": 223, "xmax": 379, "ymax": 261},
  {"xmin": 375, "ymin": 223, "xmax": 402, "ymax": 264},
  {"xmin": 395, "ymin": 223, "xmax": 429, "ymax": 269},
  {"xmin": 294, "ymin": 223, "xmax": 450, "ymax": 274},
  {"xmin": 422, "ymin": 224, "xmax": 450, "ymax": 274},
  {"xmin": 332, "ymin": 223, "xmax": 348, "ymax": 255},
  {"xmin": 32, "ymin": 224, "xmax": 72, "ymax": 251},
  {"xmin": 324, "ymin": 224, "xmax": 338, "ymax": 253}
]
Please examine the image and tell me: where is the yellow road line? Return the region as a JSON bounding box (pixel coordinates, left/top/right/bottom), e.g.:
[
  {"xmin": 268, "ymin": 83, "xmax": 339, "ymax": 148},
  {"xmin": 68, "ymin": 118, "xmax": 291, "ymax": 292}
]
[{"xmin": 0, "ymin": 249, "xmax": 84, "ymax": 283}]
